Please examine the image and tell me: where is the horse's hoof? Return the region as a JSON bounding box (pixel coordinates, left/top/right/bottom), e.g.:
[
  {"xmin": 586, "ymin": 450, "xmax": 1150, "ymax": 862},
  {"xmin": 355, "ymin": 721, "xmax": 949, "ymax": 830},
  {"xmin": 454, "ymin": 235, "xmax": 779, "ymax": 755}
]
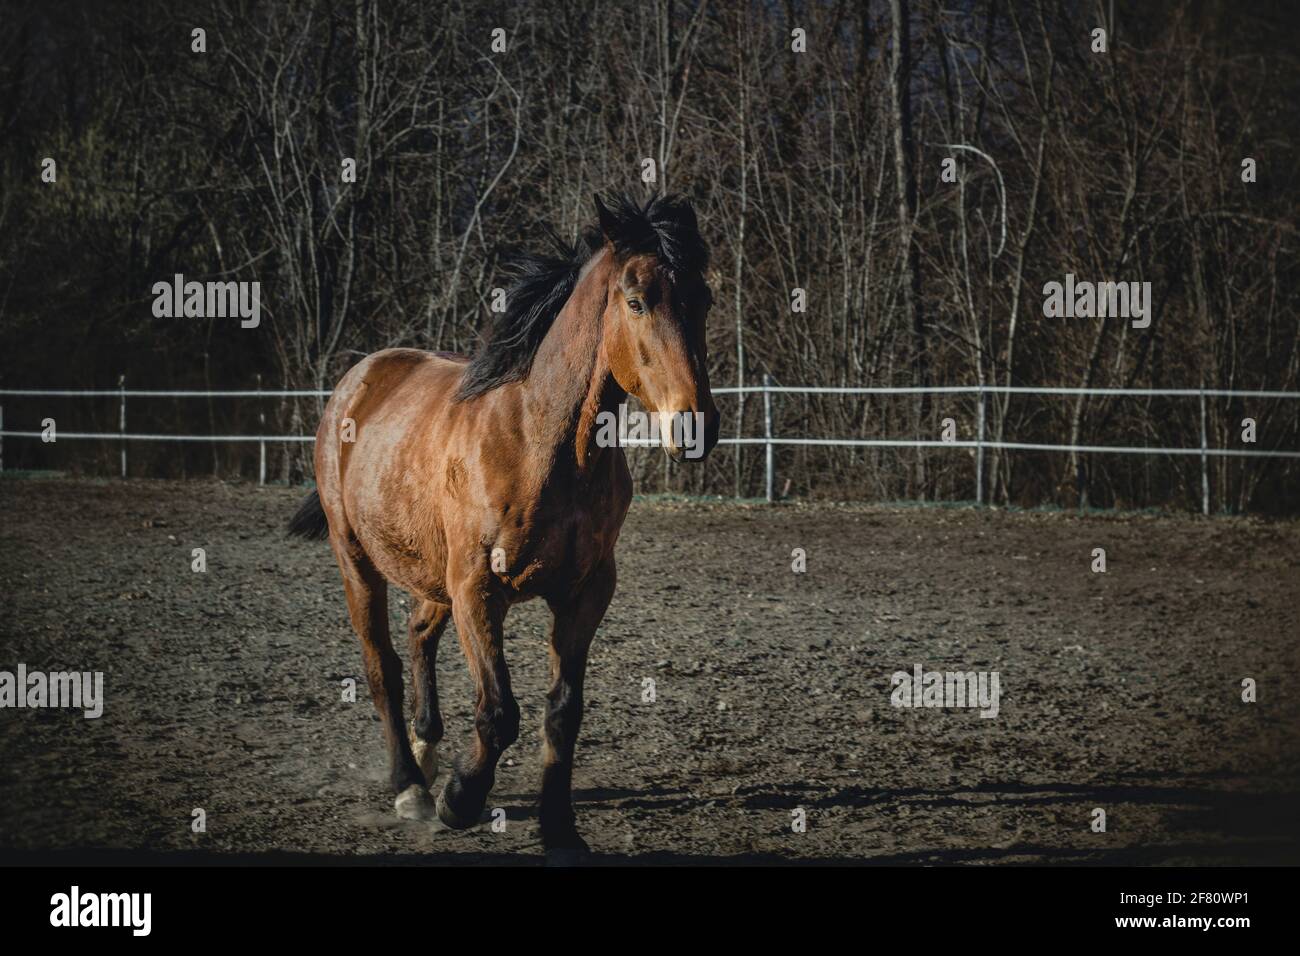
[
  {"xmin": 394, "ymin": 784, "xmax": 436, "ymax": 821},
  {"xmin": 409, "ymin": 725, "xmax": 439, "ymax": 785},
  {"xmin": 436, "ymin": 784, "xmax": 480, "ymax": 830},
  {"xmin": 544, "ymin": 831, "xmax": 590, "ymax": 867},
  {"xmin": 544, "ymin": 842, "xmax": 591, "ymax": 868}
]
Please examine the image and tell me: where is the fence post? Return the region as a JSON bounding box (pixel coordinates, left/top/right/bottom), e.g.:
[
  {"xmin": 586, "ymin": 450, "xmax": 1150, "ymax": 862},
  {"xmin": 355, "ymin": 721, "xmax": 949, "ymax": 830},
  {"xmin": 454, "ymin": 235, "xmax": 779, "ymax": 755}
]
[
  {"xmin": 0, "ymin": 403, "xmax": 5, "ymax": 474},
  {"xmin": 1199, "ymin": 384, "xmax": 1209, "ymax": 516},
  {"xmin": 763, "ymin": 374, "xmax": 774, "ymax": 503},
  {"xmin": 119, "ymin": 374, "xmax": 127, "ymax": 479},
  {"xmin": 976, "ymin": 384, "xmax": 986, "ymax": 505},
  {"xmin": 257, "ymin": 373, "xmax": 266, "ymax": 486}
]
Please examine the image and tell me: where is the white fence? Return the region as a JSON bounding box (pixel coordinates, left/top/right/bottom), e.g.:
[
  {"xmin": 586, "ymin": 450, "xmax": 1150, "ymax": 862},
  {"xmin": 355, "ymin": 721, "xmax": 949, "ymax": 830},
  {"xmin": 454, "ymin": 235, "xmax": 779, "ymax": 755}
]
[{"xmin": 2, "ymin": 382, "xmax": 1298, "ymax": 513}]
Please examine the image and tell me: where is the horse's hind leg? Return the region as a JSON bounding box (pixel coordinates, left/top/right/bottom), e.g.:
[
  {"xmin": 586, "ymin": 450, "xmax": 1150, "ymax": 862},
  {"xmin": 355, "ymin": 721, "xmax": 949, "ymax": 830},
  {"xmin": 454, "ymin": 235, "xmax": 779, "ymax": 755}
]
[
  {"xmin": 436, "ymin": 581, "xmax": 518, "ymax": 830},
  {"xmin": 407, "ymin": 599, "xmax": 451, "ymax": 786},
  {"xmin": 336, "ymin": 551, "xmax": 433, "ymax": 821}
]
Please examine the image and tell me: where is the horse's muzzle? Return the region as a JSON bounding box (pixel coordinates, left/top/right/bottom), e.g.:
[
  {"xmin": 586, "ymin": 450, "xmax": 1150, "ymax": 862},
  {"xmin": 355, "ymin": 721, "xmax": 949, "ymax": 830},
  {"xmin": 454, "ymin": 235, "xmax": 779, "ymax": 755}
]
[{"xmin": 665, "ymin": 407, "xmax": 720, "ymax": 462}]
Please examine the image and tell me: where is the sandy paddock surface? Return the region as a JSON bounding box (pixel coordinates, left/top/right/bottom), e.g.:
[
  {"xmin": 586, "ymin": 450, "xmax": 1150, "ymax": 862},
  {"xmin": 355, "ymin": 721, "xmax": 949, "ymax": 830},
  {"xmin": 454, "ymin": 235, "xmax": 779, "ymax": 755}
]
[{"xmin": 1, "ymin": 477, "xmax": 1297, "ymax": 865}]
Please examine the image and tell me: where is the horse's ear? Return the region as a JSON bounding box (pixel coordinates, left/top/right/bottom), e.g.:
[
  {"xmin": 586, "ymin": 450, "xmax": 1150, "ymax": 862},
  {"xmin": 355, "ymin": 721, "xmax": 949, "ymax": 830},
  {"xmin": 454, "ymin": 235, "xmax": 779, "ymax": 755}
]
[{"xmin": 593, "ymin": 194, "xmax": 618, "ymax": 243}]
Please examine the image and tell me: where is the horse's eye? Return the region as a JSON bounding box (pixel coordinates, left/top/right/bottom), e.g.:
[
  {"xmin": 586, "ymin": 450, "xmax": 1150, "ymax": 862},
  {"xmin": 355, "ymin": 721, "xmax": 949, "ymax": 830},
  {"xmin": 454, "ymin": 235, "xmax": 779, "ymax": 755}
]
[{"xmin": 628, "ymin": 298, "xmax": 646, "ymax": 315}]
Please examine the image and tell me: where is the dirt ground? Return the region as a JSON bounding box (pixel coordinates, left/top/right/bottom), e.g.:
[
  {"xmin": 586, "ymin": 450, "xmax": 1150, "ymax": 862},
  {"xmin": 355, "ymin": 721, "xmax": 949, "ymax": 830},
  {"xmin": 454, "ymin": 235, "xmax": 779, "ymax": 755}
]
[{"xmin": 1, "ymin": 476, "xmax": 1297, "ymax": 865}]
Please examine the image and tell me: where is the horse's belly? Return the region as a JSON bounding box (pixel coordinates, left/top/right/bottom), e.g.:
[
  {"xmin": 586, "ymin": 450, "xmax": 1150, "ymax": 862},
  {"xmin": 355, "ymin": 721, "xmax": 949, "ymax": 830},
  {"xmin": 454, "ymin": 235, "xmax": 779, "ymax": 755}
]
[{"xmin": 349, "ymin": 514, "xmax": 449, "ymax": 602}]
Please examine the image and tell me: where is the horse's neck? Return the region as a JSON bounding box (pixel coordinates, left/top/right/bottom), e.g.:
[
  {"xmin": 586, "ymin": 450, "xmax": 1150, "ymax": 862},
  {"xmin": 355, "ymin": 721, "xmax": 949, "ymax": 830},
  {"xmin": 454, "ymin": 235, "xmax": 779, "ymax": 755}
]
[{"xmin": 521, "ymin": 248, "xmax": 623, "ymax": 477}]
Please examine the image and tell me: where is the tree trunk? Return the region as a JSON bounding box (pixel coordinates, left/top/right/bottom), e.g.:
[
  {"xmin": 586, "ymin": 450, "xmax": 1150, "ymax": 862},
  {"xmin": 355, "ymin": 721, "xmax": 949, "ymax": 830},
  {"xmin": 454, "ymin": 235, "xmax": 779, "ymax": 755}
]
[{"xmin": 888, "ymin": 0, "xmax": 928, "ymax": 498}]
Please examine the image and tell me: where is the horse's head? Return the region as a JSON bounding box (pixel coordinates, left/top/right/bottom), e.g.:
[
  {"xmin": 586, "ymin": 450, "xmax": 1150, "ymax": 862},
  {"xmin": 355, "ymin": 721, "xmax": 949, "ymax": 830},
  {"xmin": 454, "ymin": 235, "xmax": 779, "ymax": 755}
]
[{"xmin": 594, "ymin": 193, "xmax": 720, "ymax": 461}]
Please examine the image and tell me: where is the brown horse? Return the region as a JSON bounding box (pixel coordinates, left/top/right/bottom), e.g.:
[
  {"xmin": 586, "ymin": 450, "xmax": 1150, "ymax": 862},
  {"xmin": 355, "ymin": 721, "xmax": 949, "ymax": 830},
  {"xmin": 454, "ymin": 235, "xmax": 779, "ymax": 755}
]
[{"xmin": 288, "ymin": 194, "xmax": 718, "ymax": 861}]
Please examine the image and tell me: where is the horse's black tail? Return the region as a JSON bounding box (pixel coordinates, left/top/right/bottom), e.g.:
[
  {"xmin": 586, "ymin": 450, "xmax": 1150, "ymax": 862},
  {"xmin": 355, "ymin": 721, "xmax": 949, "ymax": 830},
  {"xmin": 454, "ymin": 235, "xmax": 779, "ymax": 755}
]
[{"xmin": 287, "ymin": 489, "xmax": 330, "ymax": 540}]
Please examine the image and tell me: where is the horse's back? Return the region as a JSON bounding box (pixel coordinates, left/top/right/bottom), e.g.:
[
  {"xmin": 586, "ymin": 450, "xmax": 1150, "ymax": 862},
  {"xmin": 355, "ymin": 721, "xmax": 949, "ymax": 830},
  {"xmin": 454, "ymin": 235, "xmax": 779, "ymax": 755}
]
[
  {"xmin": 327, "ymin": 348, "xmax": 466, "ymax": 417},
  {"xmin": 318, "ymin": 349, "xmax": 462, "ymax": 481},
  {"xmin": 343, "ymin": 346, "xmax": 467, "ymax": 385}
]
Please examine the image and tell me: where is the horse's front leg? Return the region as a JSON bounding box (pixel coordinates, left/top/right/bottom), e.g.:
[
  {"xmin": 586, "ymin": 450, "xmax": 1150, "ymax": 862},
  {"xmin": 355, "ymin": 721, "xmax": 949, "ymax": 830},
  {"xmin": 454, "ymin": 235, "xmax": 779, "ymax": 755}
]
[
  {"xmin": 436, "ymin": 580, "xmax": 519, "ymax": 829},
  {"xmin": 540, "ymin": 558, "xmax": 616, "ymax": 864}
]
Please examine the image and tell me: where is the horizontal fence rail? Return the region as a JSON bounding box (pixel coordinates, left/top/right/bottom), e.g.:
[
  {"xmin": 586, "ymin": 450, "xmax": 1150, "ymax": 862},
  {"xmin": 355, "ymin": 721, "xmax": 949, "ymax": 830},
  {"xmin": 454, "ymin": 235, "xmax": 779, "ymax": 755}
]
[{"xmin": 2, "ymin": 384, "xmax": 1298, "ymax": 512}]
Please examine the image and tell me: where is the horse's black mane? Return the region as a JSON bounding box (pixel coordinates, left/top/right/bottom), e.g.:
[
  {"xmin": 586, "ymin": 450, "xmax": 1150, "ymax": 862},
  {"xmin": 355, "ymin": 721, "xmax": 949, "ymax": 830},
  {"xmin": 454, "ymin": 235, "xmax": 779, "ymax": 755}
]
[
  {"xmin": 595, "ymin": 192, "xmax": 710, "ymax": 280},
  {"xmin": 454, "ymin": 227, "xmax": 590, "ymax": 401},
  {"xmin": 454, "ymin": 193, "xmax": 707, "ymax": 401}
]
